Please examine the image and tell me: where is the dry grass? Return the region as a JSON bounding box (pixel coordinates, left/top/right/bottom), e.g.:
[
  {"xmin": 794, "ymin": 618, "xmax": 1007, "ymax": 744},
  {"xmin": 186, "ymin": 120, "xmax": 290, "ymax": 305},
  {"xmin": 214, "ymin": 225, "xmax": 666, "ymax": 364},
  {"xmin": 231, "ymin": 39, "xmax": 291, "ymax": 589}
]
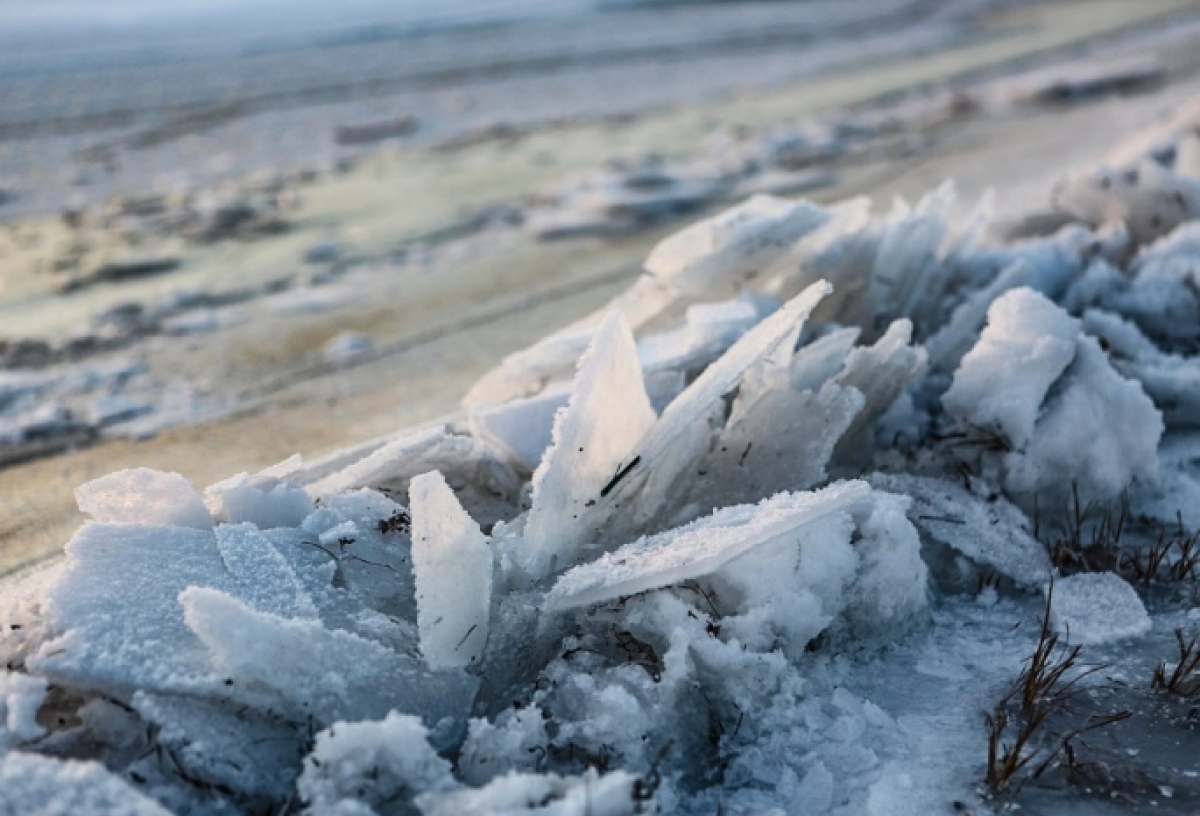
[
  {"xmin": 1152, "ymin": 627, "xmax": 1200, "ymax": 697},
  {"xmin": 985, "ymin": 586, "xmax": 1132, "ymax": 797}
]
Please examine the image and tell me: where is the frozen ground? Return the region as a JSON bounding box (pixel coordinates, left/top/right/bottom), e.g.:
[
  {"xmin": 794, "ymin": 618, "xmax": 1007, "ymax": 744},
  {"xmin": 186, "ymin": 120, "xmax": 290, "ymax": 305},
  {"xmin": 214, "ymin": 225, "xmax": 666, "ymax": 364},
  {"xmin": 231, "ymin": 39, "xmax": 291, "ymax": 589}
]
[{"xmin": 10, "ymin": 71, "xmax": 1200, "ymax": 814}]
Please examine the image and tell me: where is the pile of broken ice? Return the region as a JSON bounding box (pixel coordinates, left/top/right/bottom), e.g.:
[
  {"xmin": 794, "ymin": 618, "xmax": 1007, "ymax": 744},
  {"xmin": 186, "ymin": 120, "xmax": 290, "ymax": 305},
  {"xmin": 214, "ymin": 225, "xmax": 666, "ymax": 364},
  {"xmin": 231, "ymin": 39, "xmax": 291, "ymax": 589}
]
[{"xmin": 13, "ymin": 103, "xmax": 1200, "ymax": 815}]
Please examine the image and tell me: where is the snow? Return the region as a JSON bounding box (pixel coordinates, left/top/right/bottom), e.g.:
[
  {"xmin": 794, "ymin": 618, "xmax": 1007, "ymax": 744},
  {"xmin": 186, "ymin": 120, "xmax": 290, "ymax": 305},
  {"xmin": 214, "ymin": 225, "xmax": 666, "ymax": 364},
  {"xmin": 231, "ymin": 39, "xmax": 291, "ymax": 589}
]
[
  {"xmin": 410, "ymin": 471, "xmax": 493, "ymax": 669},
  {"xmin": 942, "ymin": 288, "xmax": 1080, "ymax": 449},
  {"xmin": 0, "ymin": 753, "xmax": 173, "ymax": 816},
  {"xmin": 0, "ymin": 672, "xmax": 46, "ymax": 750},
  {"xmin": 1048, "ymin": 572, "xmax": 1151, "ymax": 645},
  {"xmin": 297, "ymin": 712, "xmax": 456, "ymax": 814}
]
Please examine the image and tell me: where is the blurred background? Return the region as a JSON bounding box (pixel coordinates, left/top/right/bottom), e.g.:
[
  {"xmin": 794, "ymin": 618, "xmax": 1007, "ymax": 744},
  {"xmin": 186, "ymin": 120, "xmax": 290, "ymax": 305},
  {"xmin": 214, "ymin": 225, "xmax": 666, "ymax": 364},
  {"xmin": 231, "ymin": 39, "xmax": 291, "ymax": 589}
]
[{"xmin": 4, "ymin": 0, "xmax": 1200, "ymax": 571}]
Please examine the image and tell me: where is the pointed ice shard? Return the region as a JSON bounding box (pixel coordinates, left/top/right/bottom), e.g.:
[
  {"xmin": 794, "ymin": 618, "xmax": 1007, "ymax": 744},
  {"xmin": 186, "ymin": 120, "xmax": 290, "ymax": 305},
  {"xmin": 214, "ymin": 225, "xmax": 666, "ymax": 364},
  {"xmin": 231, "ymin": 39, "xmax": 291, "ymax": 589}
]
[
  {"xmin": 410, "ymin": 471, "xmax": 493, "ymax": 670},
  {"xmin": 521, "ymin": 312, "xmax": 656, "ymax": 579},
  {"xmin": 545, "ymin": 480, "xmax": 872, "ymax": 612}
]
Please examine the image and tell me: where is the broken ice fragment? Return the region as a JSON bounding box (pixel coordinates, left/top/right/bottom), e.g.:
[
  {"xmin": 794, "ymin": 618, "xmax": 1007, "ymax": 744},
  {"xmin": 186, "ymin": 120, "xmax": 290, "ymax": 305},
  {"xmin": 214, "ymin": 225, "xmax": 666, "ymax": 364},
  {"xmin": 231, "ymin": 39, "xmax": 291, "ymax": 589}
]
[
  {"xmin": 410, "ymin": 471, "xmax": 493, "ymax": 670},
  {"xmin": 180, "ymin": 586, "xmax": 478, "ymax": 726},
  {"xmin": 942, "ymin": 287, "xmax": 1079, "ymax": 448},
  {"xmin": 468, "ymin": 387, "xmax": 570, "ymax": 472},
  {"xmin": 75, "ymin": 468, "xmax": 213, "ymax": 529},
  {"xmin": 1049, "ymin": 572, "xmax": 1150, "ymax": 645},
  {"xmin": 1005, "ymin": 335, "xmax": 1162, "ymax": 501},
  {"xmin": 869, "ymin": 473, "xmax": 1050, "ymax": 588},
  {"xmin": 546, "ymin": 481, "xmax": 872, "ymax": 612},
  {"xmin": 521, "ymin": 312, "xmax": 656, "ymax": 579},
  {"xmin": 600, "ymin": 281, "xmax": 833, "ymax": 533}
]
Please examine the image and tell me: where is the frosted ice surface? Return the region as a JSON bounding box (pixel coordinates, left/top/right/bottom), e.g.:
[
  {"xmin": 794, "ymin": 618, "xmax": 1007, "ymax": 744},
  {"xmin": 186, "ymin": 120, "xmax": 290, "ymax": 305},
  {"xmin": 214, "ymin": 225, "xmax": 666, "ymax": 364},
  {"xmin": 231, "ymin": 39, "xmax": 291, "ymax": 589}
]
[
  {"xmin": 869, "ymin": 473, "xmax": 1050, "ymax": 588},
  {"xmin": 75, "ymin": 468, "xmax": 213, "ymax": 529},
  {"xmin": 643, "ymin": 194, "xmax": 828, "ymax": 298},
  {"xmin": 298, "ymin": 712, "xmax": 456, "ymax": 814},
  {"xmin": 942, "ymin": 288, "xmax": 1079, "ymax": 448},
  {"xmin": 468, "ymin": 387, "xmax": 569, "ymax": 471},
  {"xmin": 180, "ymin": 587, "xmax": 478, "ymax": 726},
  {"xmin": 1006, "ymin": 336, "xmax": 1162, "ymax": 500},
  {"xmin": 214, "ymin": 523, "xmax": 318, "ymax": 620},
  {"xmin": 546, "ymin": 481, "xmax": 872, "ymax": 612},
  {"xmin": 0, "ymin": 752, "xmax": 173, "ymax": 816},
  {"xmin": 417, "ymin": 769, "xmax": 641, "ymax": 816},
  {"xmin": 869, "ymin": 183, "xmax": 953, "ymax": 334},
  {"xmin": 1049, "ymin": 572, "xmax": 1151, "ymax": 645},
  {"xmin": 522, "ymin": 313, "xmax": 656, "ymax": 578},
  {"xmin": 0, "ymin": 672, "xmax": 46, "ymax": 750},
  {"xmin": 30, "ymin": 523, "xmax": 224, "ymax": 694},
  {"xmin": 410, "ymin": 471, "xmax": 493, "ymax": 670}
]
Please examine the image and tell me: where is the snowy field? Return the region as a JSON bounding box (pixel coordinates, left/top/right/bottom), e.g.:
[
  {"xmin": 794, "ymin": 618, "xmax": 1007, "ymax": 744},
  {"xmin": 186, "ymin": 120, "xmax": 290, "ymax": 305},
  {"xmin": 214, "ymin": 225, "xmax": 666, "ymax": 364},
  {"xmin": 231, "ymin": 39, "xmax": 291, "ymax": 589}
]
[{"xmin": 9, "ymin": 84, "xmax": 1200, "ymax": 814}]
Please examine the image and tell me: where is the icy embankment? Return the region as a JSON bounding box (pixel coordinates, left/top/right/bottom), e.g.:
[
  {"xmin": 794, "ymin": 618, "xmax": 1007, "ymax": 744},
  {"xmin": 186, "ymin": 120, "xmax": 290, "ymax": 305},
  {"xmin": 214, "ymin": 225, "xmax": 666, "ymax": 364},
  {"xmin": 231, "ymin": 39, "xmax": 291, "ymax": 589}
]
[{"xmin": 10, "ymin": 101, "xmax": 1200, "ymax": 815}]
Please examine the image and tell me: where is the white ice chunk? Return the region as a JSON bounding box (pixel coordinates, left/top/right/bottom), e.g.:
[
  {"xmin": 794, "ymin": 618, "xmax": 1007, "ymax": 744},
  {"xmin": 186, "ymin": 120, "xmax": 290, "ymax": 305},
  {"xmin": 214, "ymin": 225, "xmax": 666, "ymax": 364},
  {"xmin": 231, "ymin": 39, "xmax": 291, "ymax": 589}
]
[
  {"xmin": 644, "ymin": 195, "xmax": 829, "ymax": 298},
  {"xmin": 410, "ymin": 471, "xmax": 493, "ymax": 670},
  {"xmin": 417, "ymin": 769, "xmax": 642, "ymax": 816},
  {"xmin": 1005, "ymin": 336, "xmax": 1162, "ymax": 500},
  {"xmin": 1049, "ymin": 572, "xmax": 1150, "ymax": 645},
  {"xmin": 180, "ymin": 586, "xmax": 478, "ymax": 726},
  {"xmin": 925, "ymin": 260, "xmax": 1033, "ymax": 373},
  {"xmin": 205, "ymin": 467, "xmax": 312, "ymax": 529},
  {"xmin": 298, "ymin": 712, "xmax": 456, "ymax": 814},
  {"xmin": 468, "ymin": 388, "xmax": 570, "ymax": 472},
  {"xmin": 546, "ymin": 481, "xmax": 872, "ymax": 612},
  {"xmin": 942, "ymin": 288, "xmax": 1079, "ymax": 447},
  {"xmin": 522, "ymin": 313, "xmax": 656, "ymax": 579},
  {"xmin": 1083, "ymin": 309, "xmax": 1200, "ymax": 429},
  {"xmin": 0, "ymin": 753, "xmax": 172, "ymax": 816},
  {"xmin": 75, "ymin": 468, "xmax": 213, "ymax": 530},
  {"xmin": 0, "ymin": 673, "xmax": 47, "ymax": 750},
  {"xmin": 869, "ymin": 473, "xmax": 1050, "ymax": 588}
]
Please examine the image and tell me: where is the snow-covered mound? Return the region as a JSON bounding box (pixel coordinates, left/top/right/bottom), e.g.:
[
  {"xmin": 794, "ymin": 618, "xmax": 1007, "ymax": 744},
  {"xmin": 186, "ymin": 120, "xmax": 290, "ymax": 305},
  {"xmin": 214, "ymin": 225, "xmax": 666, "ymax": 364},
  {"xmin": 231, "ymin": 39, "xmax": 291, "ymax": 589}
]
[{"xmin": 9, "ymin": 100, "xmax": 1200, "ymax": 815}]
